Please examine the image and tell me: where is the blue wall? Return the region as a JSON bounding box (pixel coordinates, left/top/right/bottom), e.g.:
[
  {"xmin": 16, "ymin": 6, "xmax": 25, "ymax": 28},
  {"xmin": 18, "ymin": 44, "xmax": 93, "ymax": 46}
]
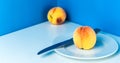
[
  {"xmin": 0, "ymin": 0, "xmax": 56, "ymax": 36},
  {"xmin": 58, "ymin": 0, "xmax": 120, "ymax": 36},
  {"xmin": 0, "ymin": 0, "xmax": 120, "ymax": 36}
]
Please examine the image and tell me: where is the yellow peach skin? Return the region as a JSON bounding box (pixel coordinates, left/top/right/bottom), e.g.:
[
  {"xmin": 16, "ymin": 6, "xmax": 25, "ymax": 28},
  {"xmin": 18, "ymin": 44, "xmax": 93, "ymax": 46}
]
[
  {"xmin": 73, "ymin": 26, "xmax": 96, "ymax": 50},
  {"xmin": 47, "ymin": 7, "xmax": 66, "ymax": 25}
]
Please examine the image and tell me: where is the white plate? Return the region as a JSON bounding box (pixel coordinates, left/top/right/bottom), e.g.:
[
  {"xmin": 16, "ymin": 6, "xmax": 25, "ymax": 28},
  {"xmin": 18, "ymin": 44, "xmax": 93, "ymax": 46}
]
[{"xmin": 54, "ymin": 33, "xmax": 119, "ymax": 59}]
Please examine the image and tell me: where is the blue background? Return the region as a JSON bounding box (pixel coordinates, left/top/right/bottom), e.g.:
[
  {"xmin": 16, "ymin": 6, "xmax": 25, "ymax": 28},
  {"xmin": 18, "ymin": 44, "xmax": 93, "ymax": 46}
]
[
  {"xmin": 0, "ymin": 0, "xmax": 120, "ymax": 36},
  {"xmin": 0, "ymin": 0, "xmax": 56, "ymax": 36},
  {"xmin": 58, "ymin": 0, "xmax": 120, "ymax": 36}
]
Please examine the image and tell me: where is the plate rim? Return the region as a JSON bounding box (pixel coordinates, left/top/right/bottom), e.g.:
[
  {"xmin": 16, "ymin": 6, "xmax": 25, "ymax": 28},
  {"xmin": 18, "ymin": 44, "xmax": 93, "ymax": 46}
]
[{"xmin": 54, "ymin": 33, "xmax": 119, "ymax": 60}]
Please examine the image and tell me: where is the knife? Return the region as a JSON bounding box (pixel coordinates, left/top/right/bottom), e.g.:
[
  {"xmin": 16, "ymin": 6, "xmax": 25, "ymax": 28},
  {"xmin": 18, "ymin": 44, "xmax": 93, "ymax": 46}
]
[{"xmin": 37, "ymin": 28, "xmax": 101, "ymax": 55}]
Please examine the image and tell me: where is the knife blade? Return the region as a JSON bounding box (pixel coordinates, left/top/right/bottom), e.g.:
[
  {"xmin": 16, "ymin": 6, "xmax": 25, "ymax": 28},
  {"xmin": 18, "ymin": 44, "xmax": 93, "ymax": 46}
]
[{"xmin": 37, "ymin": 28, "xmax": 101, "ymax": 55}]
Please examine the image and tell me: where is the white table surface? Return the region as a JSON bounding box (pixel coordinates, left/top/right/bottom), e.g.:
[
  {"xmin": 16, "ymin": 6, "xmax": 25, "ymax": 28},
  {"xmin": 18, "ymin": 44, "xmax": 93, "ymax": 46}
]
[{"xmin": 0, "ymin": 21, "xmax": 120, "ymax": 63}]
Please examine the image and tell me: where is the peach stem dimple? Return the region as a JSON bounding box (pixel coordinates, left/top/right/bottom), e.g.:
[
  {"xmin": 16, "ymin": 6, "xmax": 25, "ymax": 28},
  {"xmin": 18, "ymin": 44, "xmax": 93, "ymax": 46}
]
[{"xmin": 57, "ymin": 17, "xmax": 62, "ymax": 24}]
